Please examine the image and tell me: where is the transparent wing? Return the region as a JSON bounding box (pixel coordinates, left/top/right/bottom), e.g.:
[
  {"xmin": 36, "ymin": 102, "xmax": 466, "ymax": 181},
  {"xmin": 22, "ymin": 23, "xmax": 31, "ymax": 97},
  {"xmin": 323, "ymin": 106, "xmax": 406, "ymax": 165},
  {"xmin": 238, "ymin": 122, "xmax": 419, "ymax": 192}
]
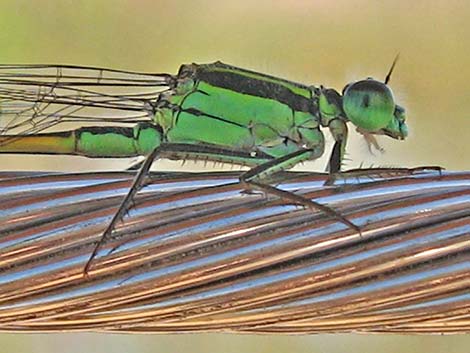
[{"xmin": 0, "ymin": 64, "xmax": 173, "ymax": 137}]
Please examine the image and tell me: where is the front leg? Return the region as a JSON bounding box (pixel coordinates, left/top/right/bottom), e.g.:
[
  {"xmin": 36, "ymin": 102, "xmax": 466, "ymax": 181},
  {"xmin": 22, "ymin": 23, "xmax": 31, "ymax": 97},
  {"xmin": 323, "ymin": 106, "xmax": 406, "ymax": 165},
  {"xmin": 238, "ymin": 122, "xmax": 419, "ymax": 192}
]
[
  {"xmin": 325, "ymin": 119, "xmax": 442, "ymax": 185},
  {"xmin": 327, "ymin": 118, "xmax": 349, "ymax": 174}
]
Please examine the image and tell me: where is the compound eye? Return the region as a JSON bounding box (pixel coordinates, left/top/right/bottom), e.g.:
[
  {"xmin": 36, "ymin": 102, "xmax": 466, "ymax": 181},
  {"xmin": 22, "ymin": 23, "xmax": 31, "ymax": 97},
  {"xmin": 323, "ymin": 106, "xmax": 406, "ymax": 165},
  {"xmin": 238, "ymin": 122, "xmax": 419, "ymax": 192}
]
[{"xmin": 342, "ymin": 79, "xmax": 395, "ymax": 131}]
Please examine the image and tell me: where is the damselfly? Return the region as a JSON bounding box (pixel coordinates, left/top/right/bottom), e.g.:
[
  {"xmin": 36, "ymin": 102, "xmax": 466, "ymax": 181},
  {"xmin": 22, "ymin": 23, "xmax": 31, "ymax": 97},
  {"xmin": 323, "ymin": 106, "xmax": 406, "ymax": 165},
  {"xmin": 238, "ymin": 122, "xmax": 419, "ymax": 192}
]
[{"xmin": 0, "ymin": 58, "xmax": 407, "ymax": 274}]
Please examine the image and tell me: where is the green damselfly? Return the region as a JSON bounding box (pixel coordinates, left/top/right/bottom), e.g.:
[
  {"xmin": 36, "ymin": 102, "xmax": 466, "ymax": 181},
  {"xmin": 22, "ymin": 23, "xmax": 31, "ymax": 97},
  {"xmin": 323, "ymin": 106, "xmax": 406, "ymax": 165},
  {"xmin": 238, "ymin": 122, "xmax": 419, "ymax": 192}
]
[{"xmin": 0, "ymin": 58, "xmax": 407, "ymax": 274}]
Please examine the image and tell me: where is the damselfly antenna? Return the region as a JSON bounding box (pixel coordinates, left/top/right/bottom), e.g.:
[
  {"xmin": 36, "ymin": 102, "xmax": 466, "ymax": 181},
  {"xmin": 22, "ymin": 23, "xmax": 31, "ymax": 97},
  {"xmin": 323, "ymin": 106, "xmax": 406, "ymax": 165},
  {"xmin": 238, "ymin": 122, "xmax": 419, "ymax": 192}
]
[{"xmin": 384, "ymin": 54, "xmax": 400, "ymax": 85}]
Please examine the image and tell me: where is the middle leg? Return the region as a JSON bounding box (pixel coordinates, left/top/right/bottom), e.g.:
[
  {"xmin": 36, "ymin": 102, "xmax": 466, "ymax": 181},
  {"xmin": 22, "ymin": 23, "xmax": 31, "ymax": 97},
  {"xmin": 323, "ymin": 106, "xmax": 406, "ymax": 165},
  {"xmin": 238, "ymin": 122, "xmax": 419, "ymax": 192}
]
[{"xmin": 240, "ymin": 147, "xmax": 361, "ymax": 233}]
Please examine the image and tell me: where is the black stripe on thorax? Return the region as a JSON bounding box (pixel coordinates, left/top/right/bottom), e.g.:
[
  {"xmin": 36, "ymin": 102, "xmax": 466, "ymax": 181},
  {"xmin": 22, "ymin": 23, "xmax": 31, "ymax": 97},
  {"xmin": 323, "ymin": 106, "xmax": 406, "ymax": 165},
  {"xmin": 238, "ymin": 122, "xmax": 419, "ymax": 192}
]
[
  {"xmin": 163, "ymin": 99, "xmax": 248, "ymax": 129},
  {"xmin": 194, "ymin": 69, "xmax": 315, "ymax": 114},
  {"xmin": 181, "ymin": 107, "xmax": 247, "ymax": 128}
]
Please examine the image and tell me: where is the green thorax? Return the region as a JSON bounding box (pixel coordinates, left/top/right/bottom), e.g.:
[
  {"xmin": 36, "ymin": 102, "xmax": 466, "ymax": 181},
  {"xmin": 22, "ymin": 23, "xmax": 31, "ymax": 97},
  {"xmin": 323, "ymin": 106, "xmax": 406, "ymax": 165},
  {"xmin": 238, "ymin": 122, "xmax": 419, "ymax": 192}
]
[{"xmin": 154, "ymin": 62, "xmax": 325, "ymax": 158}]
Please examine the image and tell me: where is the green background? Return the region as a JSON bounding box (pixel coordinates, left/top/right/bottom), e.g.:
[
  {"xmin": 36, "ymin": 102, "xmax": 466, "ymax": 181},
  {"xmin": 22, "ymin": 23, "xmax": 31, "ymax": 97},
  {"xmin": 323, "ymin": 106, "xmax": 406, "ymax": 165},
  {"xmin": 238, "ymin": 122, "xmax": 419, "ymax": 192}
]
[{"xmin": 0, "ymin": 0, "xmax": 469, "ymax": 351}]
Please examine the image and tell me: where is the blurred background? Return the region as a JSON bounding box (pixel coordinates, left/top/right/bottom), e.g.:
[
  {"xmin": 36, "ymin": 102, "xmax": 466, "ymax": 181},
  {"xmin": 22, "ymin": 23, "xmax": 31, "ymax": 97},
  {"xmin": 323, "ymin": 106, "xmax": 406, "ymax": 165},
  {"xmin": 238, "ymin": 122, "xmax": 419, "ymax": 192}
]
[
  {"xmin": 0, "ymin": 0, "xmax": 469, "ymax": 173},
  {"xmin": 0, "ymin": 0, "xmax": 469, "ymax": 351}
]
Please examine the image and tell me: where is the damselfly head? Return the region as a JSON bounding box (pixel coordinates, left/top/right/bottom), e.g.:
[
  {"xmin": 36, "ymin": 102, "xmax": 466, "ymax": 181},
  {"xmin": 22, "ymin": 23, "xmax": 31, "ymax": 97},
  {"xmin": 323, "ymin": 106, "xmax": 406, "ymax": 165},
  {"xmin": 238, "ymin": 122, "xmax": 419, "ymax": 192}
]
[{"xmin": 341, "ymin": 54, "xmax": 407, "ymax": 141}]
